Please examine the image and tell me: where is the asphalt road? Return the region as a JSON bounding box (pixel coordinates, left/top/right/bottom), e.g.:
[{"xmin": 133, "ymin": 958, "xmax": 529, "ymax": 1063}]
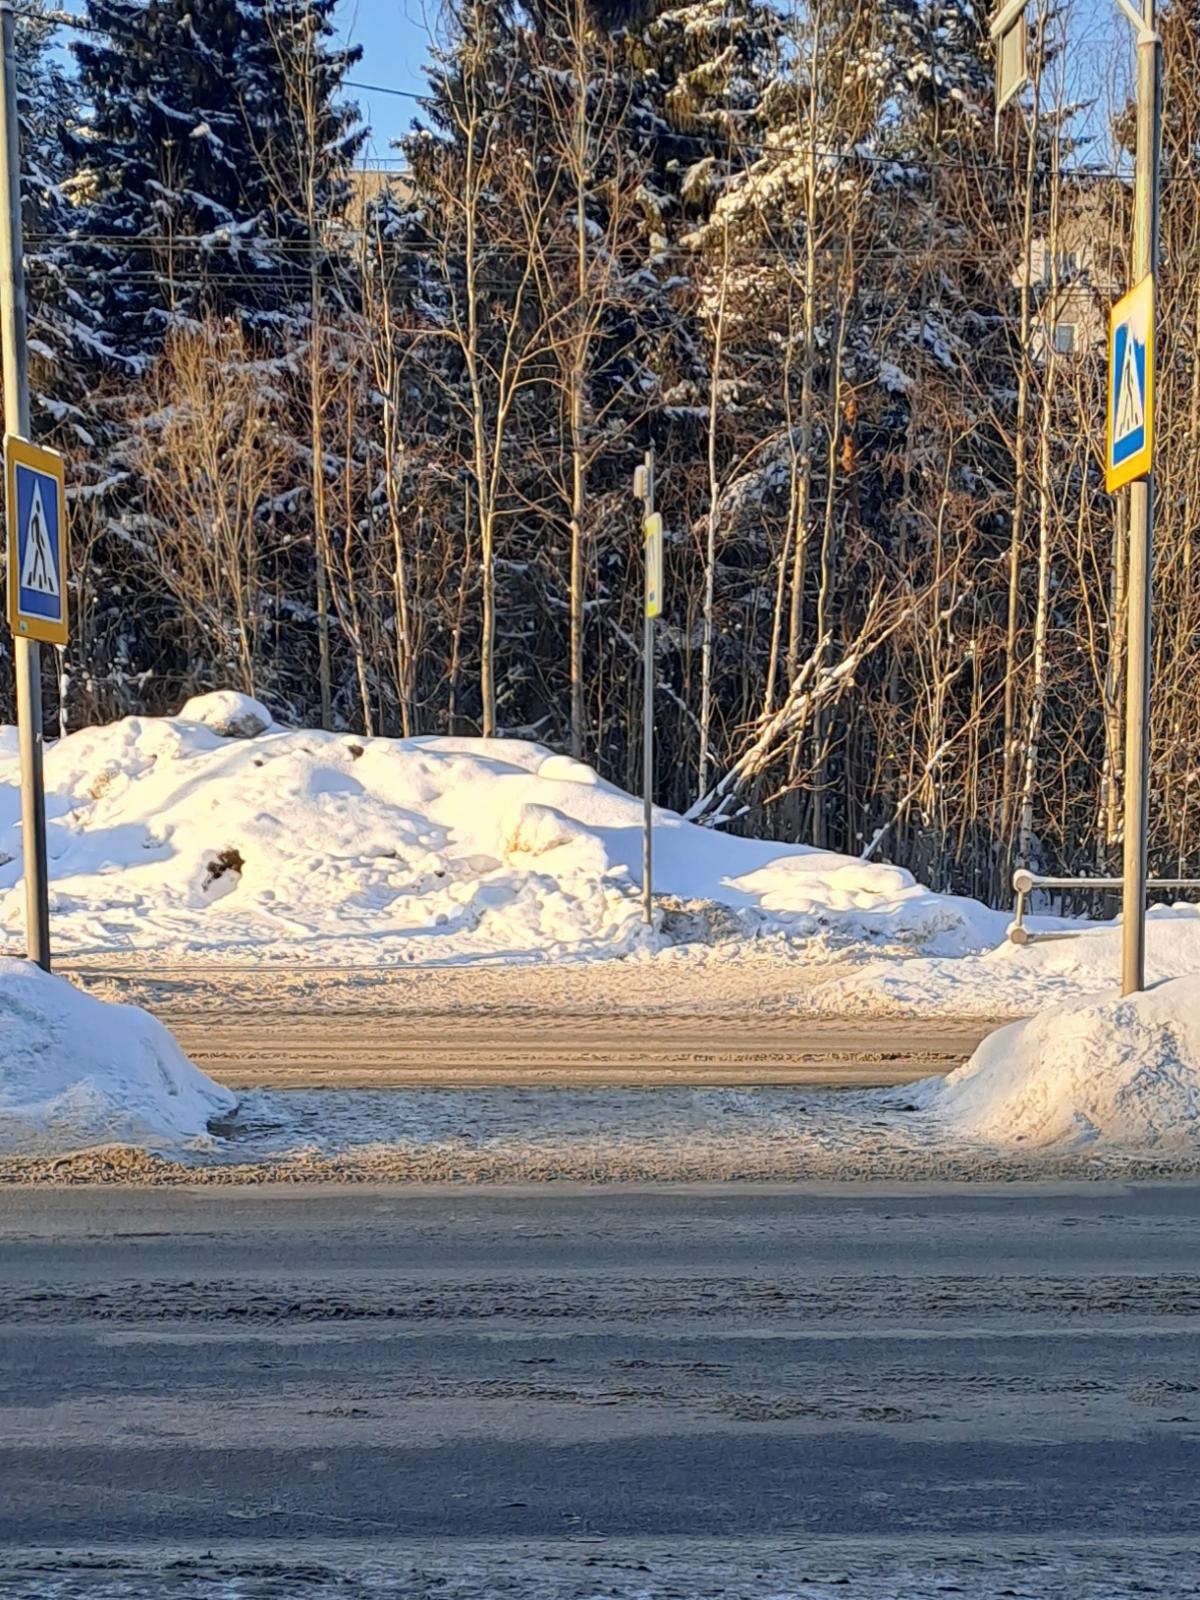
[{"xmin": 2, "ymin": 1184, "xmax": 1199, "ymax": 1595}]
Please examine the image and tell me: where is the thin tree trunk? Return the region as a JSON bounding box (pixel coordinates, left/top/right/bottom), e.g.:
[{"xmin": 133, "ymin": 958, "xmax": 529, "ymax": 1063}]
[
  {"xmin": 1017, "ymin": 134, "xmax": 1060, "ymax": 869},
  {"xmin": 567, "ymin": 41, "xmax": 589, "ymax": 758},
  {"xmin": 785, "ymin": 146, "xmax": 818, "ymax": 687},
  {"xmin": 309, "ymin": 248, "xmax": 332, "ymax": 729},
  {"xmin": 810, "ymin": 282, "xmax": 847, "ymax": 849},
  {"xmin": 999, "ymin": 21, "xmax": 1043, "ymax": 880},
  {"xmin": 698, "ymin": 219, "xmax": 730, "ymax": 800}
]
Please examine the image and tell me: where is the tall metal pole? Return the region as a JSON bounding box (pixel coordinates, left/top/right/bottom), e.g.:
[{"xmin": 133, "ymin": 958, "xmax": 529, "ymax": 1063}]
[
  {"xmin": 0, "ymin": 0, "xmax": 51, "ymax": 971},
  {"xmin": 1121, "ymin": 0, "xmax": 1161, "ymax": 995},
  {"xmin": 641, "ymin": 448, "xmax": 654, "ymax": 928}
]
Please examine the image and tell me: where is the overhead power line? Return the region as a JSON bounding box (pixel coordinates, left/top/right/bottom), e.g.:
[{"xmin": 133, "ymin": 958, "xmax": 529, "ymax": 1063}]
[
  {"xmin": 15, "ymin": 5, "xmax": 426, "ymax": 99},
  {"xmin": 11, "ymin": 3, "xmax": 1132, "ymax": 179}
]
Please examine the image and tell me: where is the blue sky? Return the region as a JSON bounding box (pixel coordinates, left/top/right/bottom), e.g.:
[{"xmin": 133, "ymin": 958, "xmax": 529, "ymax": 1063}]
[
  {"xmin": 55, "ymin": 0, "xmax": 435, "ymax": 162},
  {"xmin": 51, "ymin": 0, "xmax": 1128, "ymax": 169},
  {"xmin": 336, "ymin": 0, "xmax": 435, "ymax": 159},
  {"xmin": 334, "ymin": 0, "xmax": 1129, "ymax": 167}
]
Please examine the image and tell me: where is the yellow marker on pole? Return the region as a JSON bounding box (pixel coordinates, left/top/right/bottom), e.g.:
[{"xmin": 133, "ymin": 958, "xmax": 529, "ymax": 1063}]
[{"xmin": 644, "ymin": 511, "xmax": 663, "ymax": 620}]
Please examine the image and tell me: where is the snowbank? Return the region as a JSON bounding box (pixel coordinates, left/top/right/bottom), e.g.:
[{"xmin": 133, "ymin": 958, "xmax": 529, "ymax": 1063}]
[
  {"xmin": 0, "ymin": 958, "xmax": 235, "ymax": 1154},
  {"xmin": 0, "ymin": 694, "xmax": 1002, "ymax": 963},
  {"xmin": 921, "ymin": 975, "xmax": 1200, "ymax": 1150},
  {"xmin": 826, "ymin": 905, "xmax": 1200, "ymax": 1017}
]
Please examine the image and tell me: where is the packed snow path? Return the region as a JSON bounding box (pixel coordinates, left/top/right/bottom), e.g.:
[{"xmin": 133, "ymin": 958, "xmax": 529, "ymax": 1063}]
[
  {"xmin": 69, "ymin": 957, "xmax": 988, "ymax": 1088},
  {"xmin": 2, "ymin": 1185, "xmax": 1199, "ymax": 1598},
  {"xmin": 163, "ymin": 1012, "xmax": 985, "ymax": 1088}
]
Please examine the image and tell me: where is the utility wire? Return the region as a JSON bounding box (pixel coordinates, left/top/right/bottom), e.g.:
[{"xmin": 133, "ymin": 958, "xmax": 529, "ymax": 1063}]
[{"xmin": 11, "ymin": 3, "xmax": 1129, "ymax": 180}]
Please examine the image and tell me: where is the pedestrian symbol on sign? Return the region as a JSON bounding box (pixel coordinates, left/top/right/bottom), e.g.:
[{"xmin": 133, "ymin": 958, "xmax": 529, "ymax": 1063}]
[
  {"xmin": 19, "ymin": 479, "xmax": 58, "ymax": 596},
  {"xmin": 1115, "ymin": 330, "xmax": 1145, "ymax": 445}
]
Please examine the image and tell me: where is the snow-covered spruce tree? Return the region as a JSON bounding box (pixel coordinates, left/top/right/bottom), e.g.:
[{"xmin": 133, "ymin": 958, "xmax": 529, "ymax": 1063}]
[
  {"xmin": 49, "ymin": 0, "xmax": 363, "ymax": 723},
  {"xmin": 13, "ymin": 0, "xmax": 95, "ymax": 442},
  {"xmin": 0, "ymin": 3, "xmax": 85, "ymax": 722},
  {"xmin": 245, "ymin": 0, "xmax": 364, "ymax": 727},
  {"xmin": 63, "ymin": 0, "xmax": 359, "ymax": 361}
]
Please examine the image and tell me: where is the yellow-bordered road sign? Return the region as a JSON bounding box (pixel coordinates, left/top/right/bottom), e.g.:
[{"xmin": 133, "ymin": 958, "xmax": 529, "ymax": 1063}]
[
  {"xmin": 5, "ymin": 435, "xmax": 68, "ymax": 646},
  {"xmin": 1106, "ymin": 275, "xmax": 1154, "ymax": 494}
]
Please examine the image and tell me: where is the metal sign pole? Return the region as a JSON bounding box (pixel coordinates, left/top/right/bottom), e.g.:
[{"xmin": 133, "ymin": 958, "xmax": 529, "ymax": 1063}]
[
  {"xmin": 1121, "ymin": 0, "xmax": 1161, "ymax": 996},
  {"xmin": 0, "ymin": 0, "xmax": 51, "ymax": 971},
  {"xmin": 637, "ymin": 450, "xmax": 655, "ymax": 928}
]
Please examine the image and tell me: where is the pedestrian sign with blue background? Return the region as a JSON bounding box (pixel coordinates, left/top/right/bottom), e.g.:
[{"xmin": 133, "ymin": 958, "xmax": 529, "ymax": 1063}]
[
  {"xmin": 1106, "ymin": 275, "xmax": 1154, "ymax": 494},
  {"xmin": 6, "ymin": 435, "xmax": 68, "ymax": 645}
]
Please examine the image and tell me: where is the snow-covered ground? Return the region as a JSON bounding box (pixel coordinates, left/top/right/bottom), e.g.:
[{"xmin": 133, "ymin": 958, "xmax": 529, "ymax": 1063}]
[
  {"xmin": 0, "ymin": 958, "xmax": 234, "ymax": 1155},
  {"xmin": 8, "ymin": 970, "xmax": 1200, "ymax": 1170},
  {"xmin": 6, "ymin": 693, "xmax": 1198, "ymax": 1020},
  {"xmin": 6, "ymin": 693, "xmax": 1200, "ymax": 1169},
  {"xmin": 825, "ymin": 906, "xmax": 1200, "ymax": 1017},
  {"xmin": 0, "ymin": 693, "xmax": 1000, "ymax": 966}
]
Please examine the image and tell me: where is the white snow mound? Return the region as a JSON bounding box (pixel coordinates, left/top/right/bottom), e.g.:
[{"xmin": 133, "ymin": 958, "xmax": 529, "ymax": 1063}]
[
  {"xmin": 0, "ymin": 958, "xmax": 236, "ymax": 1154},
  {"xmin": 827, "ymin": 905, "xmax": 1200, "ymax": 1017},
  {"xmin": 0, "ymin": 695, "xmax": 1002, "ymax": 963},
  {"xmin": 178, "ymin": 690, "xmax": 275, "ymax": 739},
  {"xmin": 924, "ymin": 975, "xmax": 1200, "ymax": 1150}
]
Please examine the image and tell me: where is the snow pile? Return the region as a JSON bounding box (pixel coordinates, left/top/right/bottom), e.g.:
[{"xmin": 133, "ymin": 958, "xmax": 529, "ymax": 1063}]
[
  {"xmin": 0, "ymin": 958, "xmax": 235, "ymax": 1154},
  {"xmin": 0, "ymin": 694, "xmax": 1002, "ymax": 963},
  {"xmin": 922, "ymin": 976, "xmax": 1200, "ymax": 1151},
  {"xmin": 827, "ymin": 905, "xmax": 1200, "ymax": 1017},
  {"xmin": 178, "ymin": 689, "xmax": 275, "ymax": 739}
]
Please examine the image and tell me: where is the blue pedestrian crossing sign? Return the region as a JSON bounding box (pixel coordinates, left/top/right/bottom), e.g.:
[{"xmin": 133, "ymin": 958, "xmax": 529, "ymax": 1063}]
[
  {"xmin": 6, "ymin": 435, "xmax": 68, "ymax": 646},
  {"xmin": 1106, "ymin": 275, "xmax": 1154, "ymax": 494}
]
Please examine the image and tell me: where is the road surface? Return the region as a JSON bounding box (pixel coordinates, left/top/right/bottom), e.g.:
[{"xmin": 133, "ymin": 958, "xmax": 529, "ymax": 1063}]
[
  {"xmin": 67, "ymin": 959, "xmax": 996, "ymax": 1087},
  {"xmin": 1, "ymin": 1184, "xmax": 1198, "ymax": 1595}
]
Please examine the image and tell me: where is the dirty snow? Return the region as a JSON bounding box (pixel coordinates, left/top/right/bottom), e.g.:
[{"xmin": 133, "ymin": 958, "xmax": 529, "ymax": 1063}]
[
  {"xmin": 0, "ymin": 694, "xmax": 1001, "ymax": 964},
  {"xmin": 11, "ymin": 1073, "xmax": 1200, "ymax": 1180},
  {"xmin": 918, "ymin": 975, "xmax": 1200, "ymax": 1152},
  {"xmin": 1, "ymin": 1542, "xmax": 1193, "ymax": 1600},
  {"xmin": 0, "ymin": 958, "xmax": 235, "ymax": 1155}
]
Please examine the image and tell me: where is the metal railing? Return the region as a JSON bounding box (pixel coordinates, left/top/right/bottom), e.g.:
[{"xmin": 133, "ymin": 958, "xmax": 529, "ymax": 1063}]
[{"xmin": 1009, "ymin": 869, "xmax": 1200, "ymax": 945}]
